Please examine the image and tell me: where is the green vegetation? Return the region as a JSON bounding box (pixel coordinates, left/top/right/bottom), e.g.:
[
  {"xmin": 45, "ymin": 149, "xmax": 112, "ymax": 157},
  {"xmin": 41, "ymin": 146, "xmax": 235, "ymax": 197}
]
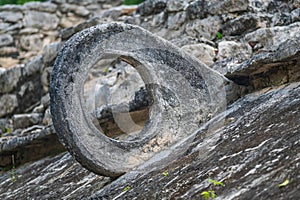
[
  {"xmin": 123, "ymin": 186, "xmax": 131, "ymax": 192},
  {"xmin": 5, "ymin": 127, "xmax": 11, "ymax": 134},
  {"xmin": 162, "ymin": 171, "xmax": 169, "ymax": 177},
  {"xmin": 208, "ymin": 178, "xmax": 225, "ymax": 186},
  {"xmin": 278, "ymin": 179, "xmax": 289, "ymax": 188},
  {"xmin": 216, "ymin": 31, "xmax": 223, "ymax": 40},
  {"xmin": 123, "ymin": 0, "xmax": 145, "ymax": 5},
  {"xmin": 201, "ymin": 190, "xmax": 217, "ymax": 200},
  {"xmin": 0, "ymin": 155, "xmax": 18, "ymax": 181},
  {"xmin": 200, "ymin": 179, "xmax": 225, "ymax": 199},
  {"xmin": 0, "ymin": 0, "xmax": 46, "ymax": 6},
  {"xmin": 103, "ymin": 67, "xmax": 109, "ymax": 74},
  {"xmin": 0, "ymin": 126, "xmax": 11, "ymax": 137},
  {"xmin": 10, "ymin": 155, "xmax": 17, "ymax": 182}
]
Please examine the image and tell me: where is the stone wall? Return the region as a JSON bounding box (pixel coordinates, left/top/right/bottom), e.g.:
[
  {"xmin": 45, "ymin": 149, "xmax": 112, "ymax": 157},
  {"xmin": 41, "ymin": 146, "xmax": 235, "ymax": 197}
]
[
  {"xmin": 0, "ymin": 0, "xmax": 126, "ymax": 119},
  {"xmin": 0, "ymin": 0, "xmax": 122, "ymax": 69},
  {"xmin": 1, "ymin": 0, "xmax": 300, "ymax": 118}
]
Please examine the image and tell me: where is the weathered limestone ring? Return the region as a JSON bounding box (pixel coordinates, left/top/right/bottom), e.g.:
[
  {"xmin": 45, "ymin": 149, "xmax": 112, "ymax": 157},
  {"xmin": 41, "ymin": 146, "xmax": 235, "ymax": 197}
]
[{"xmin": 50, "ymin": 23, "xmax": 230, "ymax": 177}]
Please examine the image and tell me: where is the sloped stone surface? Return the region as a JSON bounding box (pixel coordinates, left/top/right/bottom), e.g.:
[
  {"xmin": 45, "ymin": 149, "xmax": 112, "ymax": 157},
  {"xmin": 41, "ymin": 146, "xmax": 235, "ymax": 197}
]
[
  {"xmin": 0, "ymin": 153, "xmax": 111, "ymax": 200},
  {"xmin": 91, "ymin": 82, "xmax": 300, "ymax": 199}
]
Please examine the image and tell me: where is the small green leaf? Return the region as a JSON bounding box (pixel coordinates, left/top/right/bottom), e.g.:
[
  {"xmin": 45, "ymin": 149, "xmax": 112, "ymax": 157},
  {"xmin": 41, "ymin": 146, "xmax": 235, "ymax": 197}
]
[
  {"xmin": 208, "ymin": 179, "xmax": 224, "ymax": 186},
  {"xmin": 123, "ymin": 0, "xmax": 145, "ymax": 5},
  {"xmin": 103, "ymin": 68, "xmax": 109, "ymax": 73},
  {"xmin": 278, "ymin": 179, "xmax": 289, "ymax": 188},
  {"xmin": 201, "ymin": 191, "xmax": 210, "ymax": 200},
  {"xmin": 216, "ymin": 31, "xmax": 223, "ymax": 40},
  {"xmin": 201, "ymin": 190, "xmax": 217, "ymax": 199},
  {"xmin": 10, "ymin": 169, "xmax": 17, "ymax": 182},
  {"xmin": 162, "ymin": 171, "xmax": 169, "ymax": 177},
  {"xmin": 123, "ymin": 186, "xmax": 131, "ymax": 192},
  {"xmin": 5, "ymin": 127, "xmax": 11, "ymax": 134}
]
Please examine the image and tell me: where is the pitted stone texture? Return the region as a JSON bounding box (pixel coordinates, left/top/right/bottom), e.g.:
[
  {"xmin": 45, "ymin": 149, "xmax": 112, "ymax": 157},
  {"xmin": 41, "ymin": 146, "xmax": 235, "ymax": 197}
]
[
  {"xmin": 0, "ymin": 56, "xmax": 44, "ymax": 117},
  {"xmin": 12, "ymin": 113, "xmax": 43, "ymax": 129},
  {"xmin": 0, "ymin": 5, "xmax": 23, "ymax": 12},
  {"xmin": 208, "ymin": 0, "xmax": 249, "ymax": 15},
  {"xmin": 24, "ymin": 2, "xmax": 58, "ymax": 13},
  {"xmin": 91, "ymin": 82, "xmax": 300, "ymax": 200},
  {"xmin": 0, "ymin": 11, "xmax": 23, "ymax": 23},
  {"xmin": 0, "ymin": 34, "xmax": 13, "ymax": 48},
  {"xmin": 244, "ymin": 22, "xmax": 300, "ymax": 52},
  {"xmin": 137, "ymin": 0, "xmax": 167, "ymax": 16},
  {"xmin": 212, "ymin": 36, "xmax": 300, "ymax": 92},
  {"xmin": 186, "ymin": 0, "xmax": 249, "ymax": 20},
  {"xmin": 0, "ymin": 153, "xmax": 110, "ymax": 200},
  {"xmin": 222, "ymin": 14, "xmax": 259, "ymax": 36},
  {"xmin": 166, "ymin": 0, "xmax": 188, "ymax": 12},
  {"xmin": 60, "ymin": 17, "xmax": 103, "ymax": 40},
  {"xmin": 24, "ymin": 11, "xmax": 59, "ymax": 31},
  {"xmin": 0, "ymin": 66, "xmax": 22, "ymax": 94},
  {"xmin": 167, "ymin": 12, "xmax": 187, "ymax": 30},
  {"xmin": 60, "ymin": 4, "xmax": 90, "ymax": 17},
  {"xmin": 20, "ymin": 34, "xmax": 44, "ymax": 52},
  {"xmin": 291, "ymin": 8, "xmax": 300, "ymax": 23},
  {"xmin": 217, "ymin": 41, "xmax": 252, "ymax": 61},
  {"xmin": 42, "ymin": 42, "xmax": 63, "ymax": 64},
  {"xmin": 50, "ymin": 23, "xmax": 233, "ymax": 177},
  {"xmin": 181, "ymin": 43, "xmax": 216, "ymax": 66},
  {"xmin": 0, "ymin": 22, "xmax": 10, "ymax": 31},
  {"xmin": 186, "ymin": 16, "xmax": 222, "ymax": 40},
  {"xmin": 186, "ymin": 0, "xmax": 208, "ymax": 20},
  {"xmin": 0, "ymin": 94, "xmax": 18, "ymax": 118}
]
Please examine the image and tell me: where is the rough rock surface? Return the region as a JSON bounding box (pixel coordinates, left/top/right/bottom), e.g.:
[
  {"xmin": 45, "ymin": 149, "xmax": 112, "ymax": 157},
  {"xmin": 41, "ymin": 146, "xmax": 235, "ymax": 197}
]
[
  {"xmin": 92, "ymin": 82, "xmax": 300, "ymax": 199},
  {"xmin": 181, "ymin": 43, "xmax": 216, "ymax": 66},
  {"xmin": 0, "ymin": 0, "xmax": 123, "ymax": 68},
  {"xmin": 0, "ymin": 152, "xmax": 111, "ymax": 199},
  {"xmin": 0, "ymin": 0, "xmax": 299, "ymax": 199}
]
